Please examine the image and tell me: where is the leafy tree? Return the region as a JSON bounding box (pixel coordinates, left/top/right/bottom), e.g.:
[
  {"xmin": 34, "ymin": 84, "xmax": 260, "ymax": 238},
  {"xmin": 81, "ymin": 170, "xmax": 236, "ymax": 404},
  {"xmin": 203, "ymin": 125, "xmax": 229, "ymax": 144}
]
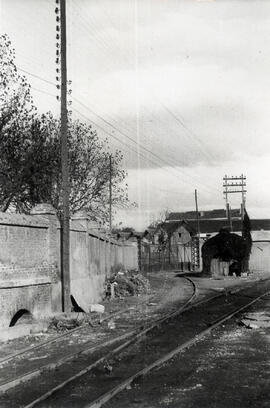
[
  {"xmin": 1, "ymin": 112, "xmax": 131, "ymax": 223},
  {"xmin": 0, "ymin": 36, "xmax": 132, "ymax": 223},
  {"xmin": 59, "ymin": 117, "xmax": 130, "ymax": 223},
  {"xmin": 0, "ymin": 35, "xmax": 38, "ymax": 211},
  {"xmin": 148, "ymin": 208, "xmax": 170, "ymax": 229}
]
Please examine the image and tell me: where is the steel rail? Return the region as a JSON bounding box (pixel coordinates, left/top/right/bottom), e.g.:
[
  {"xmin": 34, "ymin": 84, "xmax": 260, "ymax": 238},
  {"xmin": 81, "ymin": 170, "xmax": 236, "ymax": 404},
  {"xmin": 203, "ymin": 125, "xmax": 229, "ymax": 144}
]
[
  {"xmin": 0, "ymin": 331, "xmax": 137, "ymax": 394},
  {"xmin": 1, "ymin": 275, "xmax": 266, "ymax": 367},
  {"xmin": 84, "ymin": 289, "xmax": 270, "ymax": 408},
  {"xmin": 21, "ymin": 278, "xmax": 270, "ymax": 407},
  {"xmin": 23, "ymin": 277, "xmax": 198, "ymax": 408},
  {"xmin": 0, "ymin": 277, "xmax": 195, "ymax": 394},
  {"xmin": 0, "ymin": 295, "xmax": 157, "ymax": 366},
  {"xmin": 1, "ymin": 276, "xmax": 267, "ymax": 397},
  {"xmin": 0, "ymin": 270, "xmax": 178, "ymax": 366},
  {"xmin": 5, "ymin": 277, "xmax": 269, "ymax": 407}
]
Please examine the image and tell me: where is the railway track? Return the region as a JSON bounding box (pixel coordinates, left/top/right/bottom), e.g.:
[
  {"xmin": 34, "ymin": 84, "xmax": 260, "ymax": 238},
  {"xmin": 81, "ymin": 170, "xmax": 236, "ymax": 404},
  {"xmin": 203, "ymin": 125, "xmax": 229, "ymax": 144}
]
[
  {"xmin": 0, "ymin": 277, "xmax": 269, "ymax": 407},
  {"xmin": 0, "ymin": 276, "xmax": 197, "ymax": 407},
  {"xmin": 0, "ymin": 270, "xmax": 178, "ymax": 369}
]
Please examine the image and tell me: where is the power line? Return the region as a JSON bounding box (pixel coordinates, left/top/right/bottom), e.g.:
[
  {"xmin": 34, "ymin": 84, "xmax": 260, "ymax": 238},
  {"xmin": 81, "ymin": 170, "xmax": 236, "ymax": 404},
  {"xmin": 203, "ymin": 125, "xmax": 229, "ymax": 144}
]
[
  {"xmin": 160, "ymin": 103, "xmax": 214, "ymax": 161},
  {"xmin": 20, "ymin": 66, "xmax": 218, "ymax": 190},
  {"xmin": 73, "ymin": 97, "xmax": 183, "ymax": 169},
  {"xmin": 73, "ymin": 3, "xmax": 134, "ymax": 66},
  {"xmin": 73, "ymin": 99, "xmax": 190, "ymax": 174},
  {"xmin": 31, "ymin": 86, "xmax": 56, "ymax": 98},
  {"xmin": 73, "ymin": 107, "xmax": 166, "ymax": 168},
  {"xmin": 72, "ymin": 106, "xmax": 218, "ymax": 195},
  {"xmin": 143, "ymin": 86, "xmax": 215, "ymax": 162},
  {"xmin": 73, "ymin": 98, "xmax": 221, "ymax": 195},
  {"xmin": 17, "ymin": 67, "xmax": 55, "ymax": 87},
  {"xmin": 18, "ymin": 67, "xmax": 221, "ymax": 196},
  {"xmin": 17, "ymin": 81, "xmax": 220, "ymax": 197}
]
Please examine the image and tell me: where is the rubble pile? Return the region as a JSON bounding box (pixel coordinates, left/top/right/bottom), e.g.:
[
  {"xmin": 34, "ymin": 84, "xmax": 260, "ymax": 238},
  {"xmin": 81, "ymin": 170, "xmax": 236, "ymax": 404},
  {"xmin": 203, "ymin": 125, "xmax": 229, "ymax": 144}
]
[
  {"xmin": 241, "ymin": 312, "xmax": 270, "ymax": 329},
  {"xmin": 48, "ymin": 313, "xmax": 94, "ymax": 332},
  {"xmin": 105, "ymin": 270, "xmax": 150, "ymax": 298}
]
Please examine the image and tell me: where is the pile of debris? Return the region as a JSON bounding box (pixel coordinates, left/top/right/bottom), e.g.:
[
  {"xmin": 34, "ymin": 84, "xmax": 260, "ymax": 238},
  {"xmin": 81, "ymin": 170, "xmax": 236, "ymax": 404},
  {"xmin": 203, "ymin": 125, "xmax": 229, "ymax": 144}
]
[
  {"xmin": 48, "ymin": 313, "xmax": 94, "ymax": 332},
  {"xmin": 241, "ymin": 312, "xmax": 270, "ymax": 329},
  {"xmin": 105, "ymin": 270, "xmax": 150, "ymax": 299}
]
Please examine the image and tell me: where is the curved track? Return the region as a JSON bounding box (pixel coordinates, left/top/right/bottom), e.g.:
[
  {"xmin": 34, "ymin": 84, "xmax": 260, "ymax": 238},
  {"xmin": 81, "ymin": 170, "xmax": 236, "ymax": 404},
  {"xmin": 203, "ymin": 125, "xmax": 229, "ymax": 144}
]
[
  {"xmin": 23, "ymin": 278, "xmax": 270, "ymax": 408},
  {"xmin": 0, "ymin": 276, "xmax": 197, "ymax": 407},
  {"xmin": 85, "ymin": 290, "xmax": 270, "ymax": 408},
  {"xmin": 2, "ymin": 277, "xmax": 269, "ymax": 408}
]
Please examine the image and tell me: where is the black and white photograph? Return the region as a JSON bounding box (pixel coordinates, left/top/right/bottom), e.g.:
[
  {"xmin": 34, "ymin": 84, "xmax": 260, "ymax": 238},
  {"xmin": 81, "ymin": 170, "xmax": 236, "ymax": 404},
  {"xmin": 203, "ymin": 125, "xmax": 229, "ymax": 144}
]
[{"xmin": 0, "ymin": 0, "xmax": 270, "ymax": 407}]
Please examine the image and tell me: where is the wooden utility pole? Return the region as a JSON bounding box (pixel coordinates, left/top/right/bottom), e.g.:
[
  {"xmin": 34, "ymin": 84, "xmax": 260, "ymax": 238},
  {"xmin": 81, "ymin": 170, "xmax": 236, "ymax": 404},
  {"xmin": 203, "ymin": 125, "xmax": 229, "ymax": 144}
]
[
  {"xmin": 195, "ymin": 189, "xmax": 200, "ymax": 237},
  {"xmin": 109, "ymin": 154, "xmax": 112, "ymax": 232},
  {"xmin": 194, "ymin": 189, "xmax": 200, "ymax": 271},
  {"xmin": 60, "ymin": 0, "xmax": 70, "ymax": 312}
]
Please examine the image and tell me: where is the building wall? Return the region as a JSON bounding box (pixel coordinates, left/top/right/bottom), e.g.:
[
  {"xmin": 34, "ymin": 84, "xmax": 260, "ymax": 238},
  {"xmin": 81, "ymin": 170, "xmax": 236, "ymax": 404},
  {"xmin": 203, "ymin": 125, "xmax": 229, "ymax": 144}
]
[
  {"xmin": 0, "ymin": 205, "xmax": 138, "ymax": 328},
  {"xmin": 249, "ymin": 240, "xmax": 270, "ymax": 274},
  {"xmin": 69, "ymin": 217, "xmax": 137, "ymax": 311}
]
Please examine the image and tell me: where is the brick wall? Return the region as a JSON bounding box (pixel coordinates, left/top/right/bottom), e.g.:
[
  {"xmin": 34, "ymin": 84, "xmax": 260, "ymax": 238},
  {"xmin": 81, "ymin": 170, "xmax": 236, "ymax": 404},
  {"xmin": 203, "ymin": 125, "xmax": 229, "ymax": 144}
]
[
  {"xmin": 70, "ymin": 212, "xmax": 138, "ymax": 311},
  {"xmin": 0, "ymin": 204, "xmax": 60, "ymax": 328},
  {"xmin": 0, "ymin": 205, "xmax": 138, "ymax": 328}
]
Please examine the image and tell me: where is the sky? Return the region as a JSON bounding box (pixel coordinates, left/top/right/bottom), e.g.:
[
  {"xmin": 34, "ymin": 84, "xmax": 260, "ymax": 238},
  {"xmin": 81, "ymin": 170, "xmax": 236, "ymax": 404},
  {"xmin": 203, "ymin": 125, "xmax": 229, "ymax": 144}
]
[{"xmin": 1, "ymin": 0, "xmax": 270, "ymax": 229}]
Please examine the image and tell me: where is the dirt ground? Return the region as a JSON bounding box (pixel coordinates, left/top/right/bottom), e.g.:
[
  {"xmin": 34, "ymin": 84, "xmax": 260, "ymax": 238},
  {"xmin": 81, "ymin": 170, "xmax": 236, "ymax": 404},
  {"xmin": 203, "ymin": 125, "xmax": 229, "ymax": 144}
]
[
  {"xmin": 0, "ymin": 271, "xmax": 188, "ymax": 360},
  {"xmin": 0, "ymin": 270, "xmax": 268, "ymax": 361},
  {"xmin": 104, "ymin": 289, "xmax": 270, "ymax": 408},
  {"xmin": 1, "ymin": 271, "xmax": 269, "ymax": 408}
]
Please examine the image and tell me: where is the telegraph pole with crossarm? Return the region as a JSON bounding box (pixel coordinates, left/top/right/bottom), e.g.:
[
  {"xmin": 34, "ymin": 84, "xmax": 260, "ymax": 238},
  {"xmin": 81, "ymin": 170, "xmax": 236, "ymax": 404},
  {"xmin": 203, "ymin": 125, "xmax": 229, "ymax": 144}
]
[{"xmin": 223, "ymin": 175, "xmax": 247, "ymax": 228}]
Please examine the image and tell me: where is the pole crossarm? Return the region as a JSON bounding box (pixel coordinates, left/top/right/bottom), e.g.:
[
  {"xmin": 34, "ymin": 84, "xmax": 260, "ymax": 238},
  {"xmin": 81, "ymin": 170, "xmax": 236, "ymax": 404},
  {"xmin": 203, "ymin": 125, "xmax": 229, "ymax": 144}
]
[
  {"xmin": 223, "ymin": 183, "xmax": 246, "ymax": 187},
  {"xmin": 223, "ymin": 190, "xmax": 247, "ymax": 194}
]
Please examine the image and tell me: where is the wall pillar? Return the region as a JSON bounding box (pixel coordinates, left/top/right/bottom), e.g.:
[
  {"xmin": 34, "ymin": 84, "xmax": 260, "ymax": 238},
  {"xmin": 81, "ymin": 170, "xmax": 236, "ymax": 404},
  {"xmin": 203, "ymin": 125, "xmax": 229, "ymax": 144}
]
[{"xmin": 30, "ymin": 203, "xmax": 61, "ymax": 313}]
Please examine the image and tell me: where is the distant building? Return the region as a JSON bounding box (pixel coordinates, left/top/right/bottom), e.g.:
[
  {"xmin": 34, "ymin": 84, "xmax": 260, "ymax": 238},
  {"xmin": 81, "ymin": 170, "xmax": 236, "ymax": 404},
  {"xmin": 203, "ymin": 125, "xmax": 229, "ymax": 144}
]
[
  {"xmin": 163, "ymin": 209, "xmax": 270, "ymax": 275},
  {"xmin": 166, "ymin": 208, "xmax": 241, "ymax": 222},
  {"xmin": 165, "ymin": 208, "xmax": 270, "ymax": 240}
]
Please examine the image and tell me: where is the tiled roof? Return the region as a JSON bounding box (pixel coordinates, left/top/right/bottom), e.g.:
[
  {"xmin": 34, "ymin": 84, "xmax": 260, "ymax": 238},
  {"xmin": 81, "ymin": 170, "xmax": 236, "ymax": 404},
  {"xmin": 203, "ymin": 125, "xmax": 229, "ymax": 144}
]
[
  {"xmin": 167, "ymin": 208, "xmax": 241, "ymax": 221},
  {"xmin": 162, "ymin": 218, "xmax": 270, "ymax": 234},
  {"xmin": 160, "ymin": 220, "xmax": 197, "ymax": 235}
]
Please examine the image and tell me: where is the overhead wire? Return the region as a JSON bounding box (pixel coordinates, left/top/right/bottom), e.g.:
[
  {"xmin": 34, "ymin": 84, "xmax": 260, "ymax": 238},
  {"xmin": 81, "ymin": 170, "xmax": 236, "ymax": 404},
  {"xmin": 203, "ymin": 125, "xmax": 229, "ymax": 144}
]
[
  {"xmin": 21, "ymin": 65, "xmax": 218, "ymax": 192},
  {"xmin": 18, "ymin": 68, "xmax": 220, "ymax": 195},
  {"xmin": 72, "ymin": 97, "xmax": 220, "ymax": 195},
  {"xmin": 71, "ymin": 3, "xmax": 220, "ymax": 187},
  {"xmin": 73, "ymin": 3, "xmax": 134, "ymax": 66},
  {"xmin": 17, "ymin": 67, "xmax": 55, "ymax": 87},
  {"xmin": 17, "ymin": 2, "xmax": 216, "ymax": 174},
  {"xmin": 19, "ymin": 74, "xmax": 219, "ymax": 198},
  {"xmin": 63, "ymin": 5, "xmax": 219, "ymax": 186}
]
